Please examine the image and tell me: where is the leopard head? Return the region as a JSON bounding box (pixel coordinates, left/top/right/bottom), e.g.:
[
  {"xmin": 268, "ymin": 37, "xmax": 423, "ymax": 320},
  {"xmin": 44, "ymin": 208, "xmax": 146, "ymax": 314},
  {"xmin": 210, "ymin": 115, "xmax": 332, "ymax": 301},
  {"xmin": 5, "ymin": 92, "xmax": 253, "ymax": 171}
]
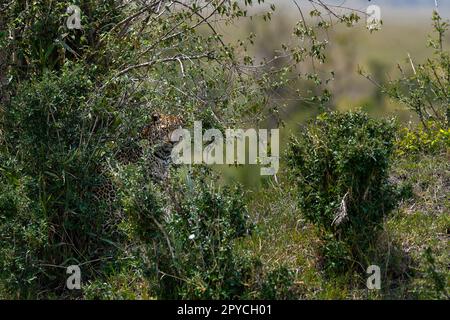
[{"xmin": 141, "ymin": 112, "xmax": 184, "ymax": 144}]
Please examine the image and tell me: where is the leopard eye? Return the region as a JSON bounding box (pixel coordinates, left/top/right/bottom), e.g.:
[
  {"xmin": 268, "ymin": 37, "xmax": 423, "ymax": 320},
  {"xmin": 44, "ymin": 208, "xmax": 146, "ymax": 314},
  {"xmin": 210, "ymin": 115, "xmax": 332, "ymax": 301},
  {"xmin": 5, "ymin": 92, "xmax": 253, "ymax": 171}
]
[{"xmin": 152, "ymin": 113, "xmax": 160, "ymax": 122}]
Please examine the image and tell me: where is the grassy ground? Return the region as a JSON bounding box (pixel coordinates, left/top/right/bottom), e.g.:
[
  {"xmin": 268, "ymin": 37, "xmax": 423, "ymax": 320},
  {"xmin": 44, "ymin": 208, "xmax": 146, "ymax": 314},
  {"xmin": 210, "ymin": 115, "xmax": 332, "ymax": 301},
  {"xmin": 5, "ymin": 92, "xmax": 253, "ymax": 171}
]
[{"xmin": 239, "ymin": 150, "xmax": 449, "ymax": 299}]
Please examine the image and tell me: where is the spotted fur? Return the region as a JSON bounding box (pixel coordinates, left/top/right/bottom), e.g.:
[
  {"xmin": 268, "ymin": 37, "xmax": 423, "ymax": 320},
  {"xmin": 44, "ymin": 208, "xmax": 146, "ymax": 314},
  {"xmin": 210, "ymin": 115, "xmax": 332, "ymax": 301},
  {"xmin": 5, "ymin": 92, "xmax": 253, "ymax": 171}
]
[
  {"xmin": 93, "ymin": 113, "xmax": 183, "ymax": 207},
  {"xmin": 141, "ymin": 113, "xmax": 184, "ymax": 181}
]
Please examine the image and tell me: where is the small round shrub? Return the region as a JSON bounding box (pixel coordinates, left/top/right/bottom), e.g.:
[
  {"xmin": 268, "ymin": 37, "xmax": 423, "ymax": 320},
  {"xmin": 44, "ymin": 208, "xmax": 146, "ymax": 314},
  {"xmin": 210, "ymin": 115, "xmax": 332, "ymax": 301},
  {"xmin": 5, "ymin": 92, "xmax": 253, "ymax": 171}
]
[{"xmin": 287, "ymin": 111, "xmax": 397, "ymax": 273}]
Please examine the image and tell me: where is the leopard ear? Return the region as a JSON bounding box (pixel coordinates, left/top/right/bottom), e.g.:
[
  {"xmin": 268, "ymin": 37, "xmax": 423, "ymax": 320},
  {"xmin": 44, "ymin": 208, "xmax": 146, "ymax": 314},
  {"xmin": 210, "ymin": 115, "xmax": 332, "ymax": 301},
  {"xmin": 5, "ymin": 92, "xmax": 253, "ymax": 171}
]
[{"xmin": 151, "ymin": 113, "xmax": 160, "ymax": 122}]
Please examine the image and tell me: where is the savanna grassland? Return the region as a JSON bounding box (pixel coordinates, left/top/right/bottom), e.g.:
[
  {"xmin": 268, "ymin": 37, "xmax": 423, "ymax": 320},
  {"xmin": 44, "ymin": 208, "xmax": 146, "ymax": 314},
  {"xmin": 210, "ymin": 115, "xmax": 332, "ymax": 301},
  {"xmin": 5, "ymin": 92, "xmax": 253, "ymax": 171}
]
[{"xmin": 0, "ymin": 1, "xmax": 448, "ymax": 300}]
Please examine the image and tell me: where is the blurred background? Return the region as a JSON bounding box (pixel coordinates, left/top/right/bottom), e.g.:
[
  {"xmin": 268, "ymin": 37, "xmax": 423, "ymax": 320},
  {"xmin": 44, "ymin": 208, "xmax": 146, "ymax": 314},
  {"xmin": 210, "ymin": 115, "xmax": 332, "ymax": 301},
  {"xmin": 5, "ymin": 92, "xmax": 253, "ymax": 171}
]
[{"xmin": 215, "ymin": 0, "xmax": 450, "ymax": 187}]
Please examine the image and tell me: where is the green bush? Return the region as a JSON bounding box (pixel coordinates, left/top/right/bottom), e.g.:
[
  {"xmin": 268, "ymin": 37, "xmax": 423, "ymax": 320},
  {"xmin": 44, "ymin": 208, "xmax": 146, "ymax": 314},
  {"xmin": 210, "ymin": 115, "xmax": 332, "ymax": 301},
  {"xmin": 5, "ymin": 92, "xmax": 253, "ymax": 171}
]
[
  {"xmin": 0, "ymin": 65, "xmax": 122, "ymax": 297},
  {"xmin": 74, "ymin": 165, "xmax": 298, "ymax": 300},
  {"xmin": 259, "ymin": 266, "xmax": 297, "ymax": 300},
  {"xmin": 287, "ymin": 111, "xmax": 397, "ymax": 273},
  {"xmin": 119, "ymin": 167, "xmax": 255, "ymax": 299},
  {"xmin": 169, "ymin": 180, "xmax": 253, "ymax": 299},
  {"xmin": 0, "ymin": 175, "xmax": 47, "ymax": 298}
]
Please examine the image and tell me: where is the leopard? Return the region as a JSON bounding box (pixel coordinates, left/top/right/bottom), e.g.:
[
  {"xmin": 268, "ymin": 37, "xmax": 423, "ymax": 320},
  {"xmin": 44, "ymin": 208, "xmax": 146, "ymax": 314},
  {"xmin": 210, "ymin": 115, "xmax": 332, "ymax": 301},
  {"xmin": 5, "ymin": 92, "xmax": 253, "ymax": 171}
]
[
  {"xmin": 93, "ymin": 112, "xmax": 184, "ymax": 208},
  {"xmin": 91, "ymin": 167, "xmax": 119, "ymax": 208},
  {"xmin": 140, "ymin": 113, "xmax": 184, "ymax": 181}
]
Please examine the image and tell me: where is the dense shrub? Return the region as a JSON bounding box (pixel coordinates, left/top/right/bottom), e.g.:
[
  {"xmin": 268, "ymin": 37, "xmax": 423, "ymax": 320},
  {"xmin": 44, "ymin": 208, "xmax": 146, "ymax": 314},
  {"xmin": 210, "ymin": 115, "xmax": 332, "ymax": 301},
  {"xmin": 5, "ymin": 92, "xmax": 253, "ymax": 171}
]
[
  {"xmin": 0, "ymin": 175, "xmax": 47, "ymax": 298},
  {"xmin": 287, "ymin": 111, "xmax": 397, "ymax": 273},
  {"xmin": 119, "ymin": 167, "xmax": 255, "ymax": 299},
  {"xmin": 259, "ymin": 266, "xmax": 297, "ymax": 300},
  {"xmin": 0, "ymin": 65, "xmax": 122, "ymax": 297},
  {"xmin": 169, "ymin": 181, "xmax": 253, "ymax": 299}
]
